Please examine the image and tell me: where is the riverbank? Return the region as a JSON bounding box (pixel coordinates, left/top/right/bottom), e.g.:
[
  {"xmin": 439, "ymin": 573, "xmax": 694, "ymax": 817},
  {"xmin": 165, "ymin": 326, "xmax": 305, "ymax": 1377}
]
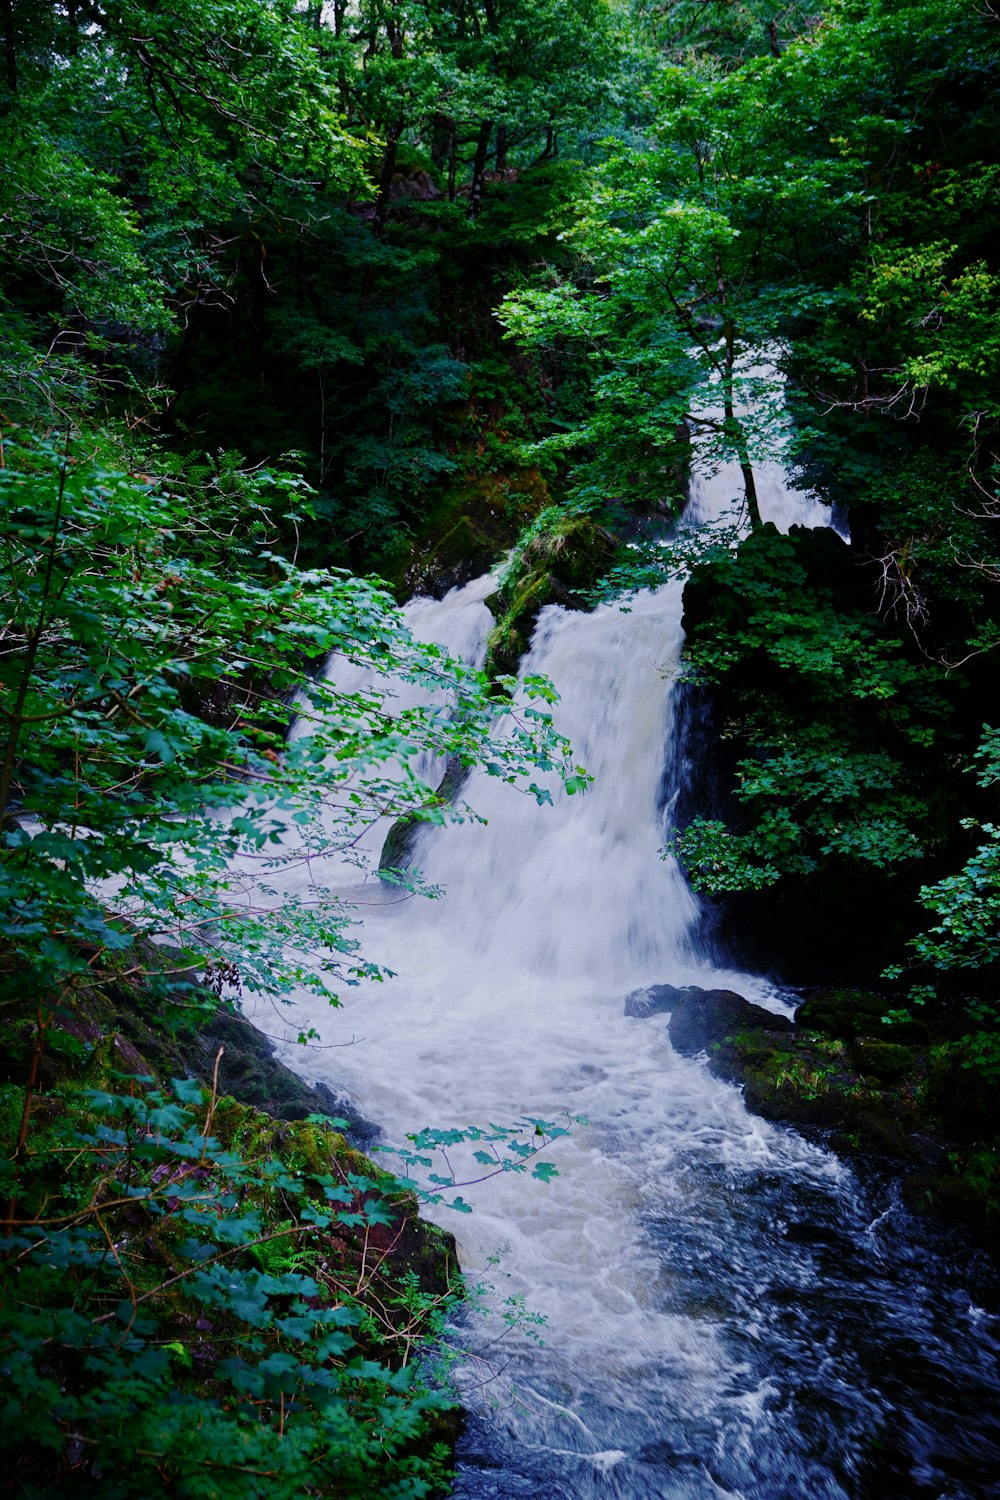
[
  {"xmin": 627, "ymin": 982, "xmax": 1000, "ymax": 1246},
  {"xmin": 0, "ymin": 943, "xmax": 462, "ymax": 1495}
]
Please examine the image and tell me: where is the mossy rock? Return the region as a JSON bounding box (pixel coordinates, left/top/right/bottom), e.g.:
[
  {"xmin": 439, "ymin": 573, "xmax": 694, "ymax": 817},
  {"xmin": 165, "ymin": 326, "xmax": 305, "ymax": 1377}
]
[
  {"xmin": 795, "ymin": 989, "xmax": 925, "ymax": 1041},
  {"xmin": 667, "ymin": 989, "xmax": 793, "ymax": 1059},
  {"xmin": 205, "ymin": 1097, "xmax": 460, "ymax": 1292},
  {"xmin": 901, "ymin": 1167, "xmax": 999, "ymax": 1234},
  {"xmin": 482, "ymin": 519, "xmax": 616, "ymax": 681},
  {"xmin": 484, "ymin": 572, "xmax": 574, "ymax": 679},
  {"xmin": 517, "ymin": 516, "xmax": 617, "ymax": 593},
  {"xmin": 742, "ymin": 1076, "xmax": 843, "ymax": 1129},
  {"xmin": 850, "ymin": 1038, "xmax": 918, "ymax": 1080},
  {"xmin": 378, "ymin": 754, "xmax": 469, "ymax": 878},
  {"xmin": 923, "ymin": 1043, "xmax": 1000, "ymax": 1141},
  {"xmin": 484, "ymin": 618, "xmax": 527, "ymax": 681}
]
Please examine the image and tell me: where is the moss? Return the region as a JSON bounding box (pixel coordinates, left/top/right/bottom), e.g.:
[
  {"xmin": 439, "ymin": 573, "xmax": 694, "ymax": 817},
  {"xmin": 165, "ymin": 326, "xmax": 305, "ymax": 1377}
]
[
  {"xmin": 484, "ymin": 618, "xmax": 526, "ymax": 681},
  {"xmin": 0, "ymin": 955, "xmax": 454, "ymax": 1292},
  {"xmin": 684, "ymin": 994, "xmax": 999, "ymax": 1240},
  {"xmin": 484, "ymin": 573, "xmax": 570, "ymax": 679},
  {"xmin": 482, "ymin": 514, "xmax": 616, "ymax": 680},
  {"xmin": 378, "ymin": 469, "xmax": 552, "ymax": 599},
  {"xmin": 378, "ymin": 754, "xmax": 471, "ymax": 878},
  {"xmin": 517, "ymin": 515, "xmax": 617, "ymax": 593},
  {"xmin": 850, "ymin": 1038, "xmax": 917, "ymax": 1080},
  {"xmin": 795, "ymin": 989, "xmax": 926, "ymax": 1040}
]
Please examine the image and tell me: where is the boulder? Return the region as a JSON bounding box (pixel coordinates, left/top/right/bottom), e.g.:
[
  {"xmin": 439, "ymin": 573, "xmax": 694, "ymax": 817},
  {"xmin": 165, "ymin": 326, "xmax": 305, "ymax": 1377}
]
[
  {"xmin": 623, "ymin": 983, "xmax": 703, "ymax": 1018},
  {"xmin": 668, "ymin": 989, "xmax": 793, "ymax": 1057},
  {"xmin": 849, "ymin": 1038, "xmax": 917, "ymax": 1080}
]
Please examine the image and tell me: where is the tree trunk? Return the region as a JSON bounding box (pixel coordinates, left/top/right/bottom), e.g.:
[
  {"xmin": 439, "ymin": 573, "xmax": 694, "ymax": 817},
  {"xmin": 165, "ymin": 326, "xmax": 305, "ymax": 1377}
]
[
  {"xmin": 469, "ymin": 119, "xmax": 492, "ymax": 217},
  {"xmin": 716, "ymin": 256, "xmax": 761, "ymax": 530},
  {"xmin": 721, "ymin": 317, "xmax": 762, "ymax": 531},
  {"xmin": 2, "ymin": 0, "xmax": 17, "ymax": 98},
  {"xmin": 373, "ymin": 121, "xmax": 404, "ymax": 234}
]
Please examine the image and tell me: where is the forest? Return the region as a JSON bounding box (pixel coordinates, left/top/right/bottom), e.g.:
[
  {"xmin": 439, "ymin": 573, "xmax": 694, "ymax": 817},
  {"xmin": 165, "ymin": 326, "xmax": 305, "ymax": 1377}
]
[{"xmin": 1, "ymin": 0, "xmax": 999, "ymax": 1495}]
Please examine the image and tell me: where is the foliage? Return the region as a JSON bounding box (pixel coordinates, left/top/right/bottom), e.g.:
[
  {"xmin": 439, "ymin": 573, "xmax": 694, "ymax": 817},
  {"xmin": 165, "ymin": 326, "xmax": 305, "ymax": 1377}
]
[
  {"xmin": 0, "ymin": 1045, "xmax": 573, "ymax": 1497},
  {"xmin": 667, "ymin": 525, "xmax": 957, "ymax": 896},
  {"xmin": 0, "ymin": 1072, "xmax": 439, "ymax": 1497},
  {"xmin": 883, "ymin": 732, "xmax": 1000, "ymax": 1080},
  {"xmin": 0, "ymin": 429, "xmax": 585, "ymax": 1020},
  {"xmin": 388, "ymin": 1115, "xmax": 584, "ymax": 1210},
  {"xmin": 0, "ymin": 414, "xmax": 584, "ymax": 1486},
  {"xmin": 0, "ymin": 0, "xmax": 630, "ymax": 566}
]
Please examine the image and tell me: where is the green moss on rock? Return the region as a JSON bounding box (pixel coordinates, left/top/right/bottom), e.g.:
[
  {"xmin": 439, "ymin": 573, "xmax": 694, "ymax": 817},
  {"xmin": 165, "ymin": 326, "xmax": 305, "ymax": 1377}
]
[
  {"xmin": 483, "ymin": 514, "xmax": 617, "ymax": 680},
  {"xmin": 850, "ymin": 1038, "xmax": 917, "ymax": 1080},
  {"xmin": 662, "ymin": 984, "xmax": 998, "ymax": 1241}
]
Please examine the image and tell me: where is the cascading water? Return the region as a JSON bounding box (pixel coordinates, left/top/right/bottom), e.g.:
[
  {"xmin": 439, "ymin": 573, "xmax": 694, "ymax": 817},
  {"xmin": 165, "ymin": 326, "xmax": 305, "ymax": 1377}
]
[{"xmin": 252, "ymin": 476, "xmax": 1000, "ymax": 1499}]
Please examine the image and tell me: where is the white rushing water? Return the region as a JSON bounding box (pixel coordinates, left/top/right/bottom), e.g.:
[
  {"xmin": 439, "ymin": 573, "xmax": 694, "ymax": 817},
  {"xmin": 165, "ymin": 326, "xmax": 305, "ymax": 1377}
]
[{"xmin": 246, "ymin": 470, "xmax": 1000, "ymax": 1499}]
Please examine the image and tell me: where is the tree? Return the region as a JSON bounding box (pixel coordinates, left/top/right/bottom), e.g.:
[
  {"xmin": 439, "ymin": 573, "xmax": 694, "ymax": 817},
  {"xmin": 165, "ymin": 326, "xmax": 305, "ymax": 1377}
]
[
  {"xmin": 498, "ymin": 49, "xmax": 861, "ymax": 526},
  {"xmin": 0, "ymin": 430, "xmax": 582, "ymax": 1021}
]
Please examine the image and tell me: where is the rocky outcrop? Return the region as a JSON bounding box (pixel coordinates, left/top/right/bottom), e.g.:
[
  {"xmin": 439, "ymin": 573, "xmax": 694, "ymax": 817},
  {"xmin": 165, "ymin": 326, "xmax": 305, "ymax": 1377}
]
[
  {"xmin": 380, "ymin": 470, "xmax": 551, "ymax": 601},
  {"xmin": 0, "ymin": 941, "xmax": 450, "ymax": 1277},
  {"xmin": 378, "ymin": 754, "xmax": 468, "ymax": 880},
  {"xmin": 378, "ymin": 511, "xmax": 619, "ymax": 873}
]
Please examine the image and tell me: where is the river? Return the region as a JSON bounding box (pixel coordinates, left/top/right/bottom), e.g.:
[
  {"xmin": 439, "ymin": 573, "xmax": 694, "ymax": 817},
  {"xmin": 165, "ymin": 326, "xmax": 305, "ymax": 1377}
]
[{"xmin": 254, "ymin": 464, "xmax": 1000, "ymax": 1499}]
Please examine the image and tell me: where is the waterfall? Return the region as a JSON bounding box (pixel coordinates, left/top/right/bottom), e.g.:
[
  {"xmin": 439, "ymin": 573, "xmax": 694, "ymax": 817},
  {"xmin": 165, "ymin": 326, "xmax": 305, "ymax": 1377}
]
[{"xmin": 250, "ymin": 481, "xmax": 1000, "ymax": 1500}]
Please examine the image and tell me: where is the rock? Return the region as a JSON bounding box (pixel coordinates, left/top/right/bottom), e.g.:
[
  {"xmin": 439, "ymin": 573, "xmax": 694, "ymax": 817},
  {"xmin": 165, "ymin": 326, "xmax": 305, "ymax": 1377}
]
[
  {"xmin": 796, "ymin": 988, "xmax": 927, "ymax": 1043},
  {"xmin": 850, "ymin": 1038, "xmax": 916, "ymax": 1080},
  {"xmin": 484, "ymin": 573, "xmax": 575, "ymax": 679},
  {"xmin": 668, "ymin": 989, "xmax": 793, "ymax": 1057},
  {"xmin": 901, "ymin": 1168, "xmax": 994, "ymax": 1234},
  {"xmin": 378, "ymin": 754, "xmax": 468, "ymax": 879},
  {"xmin": 483, "ymin": 517, "xmax": 618, "ymax": 680},
  {"xmin": 624, "ymin": 983, "xmax": 704, "ymax": 1018},
  {"xmin": 519, "ymin": 517, "xmax": 617, "ymax": 593},
  {"xmin": 388, "ymin": 168, "xmax": 442, "ymax": 201},
  {"xmin": 384, "ymin": 470, "xmax": 551, "ymax": 600},
  {"xmin": 796, "ymin": 988, "xmax": 887, "ymax": 1037},
  {"xmin": 659, "ymin": 981, "xmax": 998, "ymax": 1243},
  {"xmin": 186, "ymin": 1005, "xmax": 379, "ymax": 1145}
]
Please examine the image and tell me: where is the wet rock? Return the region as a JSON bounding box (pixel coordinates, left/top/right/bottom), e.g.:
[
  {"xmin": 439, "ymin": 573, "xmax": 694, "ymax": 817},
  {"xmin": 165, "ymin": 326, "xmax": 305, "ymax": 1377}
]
[
  {"xmin": 901, "ymin": 1168, "xmax": 995, "ymax": 1235},
  {"xmin": 187, "ymin": 1005, "xmax": 379, "ymax": 1144},
  {"xmin": 485, "ymin": 572, "xmax": 576, "ymax": 679},
  {"xmin": 378, "ymin": 755, "xmax": 468, "ymax": 880},
  {"xmin": 483, "ymin": 516, "xmax": 617, "ymax": 681},
  {"xmin": 664, "ymin": 981, "xmax": 999, "ymax": 1242},
  {"xmin": 383, "ymin": 470, "xmax": 551, "ymax": 600},
  {"xmin": 922, "ymin": 1043, "xmax": 999, "ymax": 1142},
  {"xmin": 624, "ymin": 983, "xmax": 703, "ymax": 1018},
  {"xmin": 668, "ymin": 989, "xmax": 793, "ymax": 1057}
]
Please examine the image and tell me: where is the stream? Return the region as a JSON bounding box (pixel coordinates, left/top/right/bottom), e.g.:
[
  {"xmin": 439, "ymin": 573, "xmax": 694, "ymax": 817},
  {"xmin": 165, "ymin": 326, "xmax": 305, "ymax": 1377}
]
[{"xmin": 252, "ymin": 465, "xmax": 1000, "ymax": 1499}]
